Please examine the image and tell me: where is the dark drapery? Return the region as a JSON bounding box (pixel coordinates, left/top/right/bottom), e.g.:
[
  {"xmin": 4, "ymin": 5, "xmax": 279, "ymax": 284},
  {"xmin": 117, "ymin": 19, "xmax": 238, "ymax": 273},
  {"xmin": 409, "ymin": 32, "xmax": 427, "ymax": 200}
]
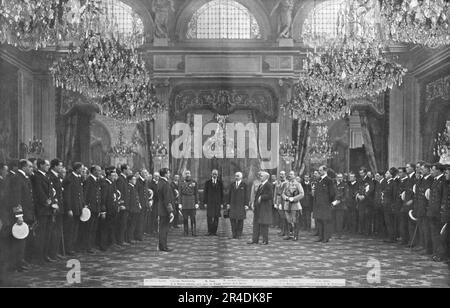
[
  {"xmin": 294, "ymin": 119, "xmax": 311, "ymax": 174},
  {"xmin": 136, "ymin": 120, "xmax": 154, "ymax": 172},
  {"xmin": 359, "ymin": 112, "xmax": 378, "ymax": 172}
]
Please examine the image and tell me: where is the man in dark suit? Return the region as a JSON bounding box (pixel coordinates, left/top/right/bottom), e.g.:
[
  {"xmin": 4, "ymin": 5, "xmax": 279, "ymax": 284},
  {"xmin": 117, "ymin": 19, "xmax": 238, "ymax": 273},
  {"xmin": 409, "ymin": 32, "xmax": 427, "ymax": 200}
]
[
  {"xmin": 203, "ymin": 169, "xmax": 223, "ymax": 236},
  {"xmin": 31, "ymin": 159, "xmax": 54, "ymax": 264},
  {"xmin": 116, "ymin": 164, "xmax": 132, "ymax": 246},
  {"xmin": 99, "ymin": 167, "xmax": 119, "ymax": 251},
  {"xmin": 63, "ymin": 162, "xmax": 84, "ymax": 256},
  {"xmin": 313, "ymin": 165, "xmax": 335, "ymax": 243},
  {"xmin": 80, "ymin": 165, "xmax": 102, "ymax": 253},
  {"xmin": 136, "ymin": 169, "xmax": 151, "ymax": 241},
  {"xmin": 47, "ymin": 159, "xmax": 64, "ymax": 259},
  {"xmin": 227, "ymin": 172, "xmax": 248, "ymax": 239},
  {"xmin": 301, "ymin": 174, "xmax": 313, "ymax": 231},
  {"xmin": 356, "ymin": 167, "xmax": 375, "ymax": 236},
  {"xmin": 10, "ymin": 159, "xmax": 35, "ymax": 271},
  {"xmin": 157, "ymin": 168, "xmax": 174, "ymax": 252},
  {"xmin": 332, "ymin": 173, "xmax": 347, "ymax": 239},
  {"xmin": 248, "ymin": 171, "xmax": 273, "ymax": 245},
  {"xmin": 427, "ymin": 164, "xmax": 446, "ymax": 262},
  {"xmin": 345, "ymin": 172, "xmax": 358, "ymax": 234}
]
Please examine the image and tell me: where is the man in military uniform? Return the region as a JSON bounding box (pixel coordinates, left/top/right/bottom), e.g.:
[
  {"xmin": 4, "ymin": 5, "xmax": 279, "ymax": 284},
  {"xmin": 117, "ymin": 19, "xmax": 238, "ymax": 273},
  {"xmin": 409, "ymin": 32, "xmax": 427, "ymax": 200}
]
[
  {"xmin": 158, "ymin": 168, "xmax": 174, "ymax": 252},
  {"xmin": 31, "ymin": 159, "xmax": 54, "ymax": 263},
  {"xmin": 126, "ymin": 174, "xmax": 141, "ymax": 244},
  {"xmin": 179, "ymin": 170, "xmax": 199, "ymax": 236},
  {"xmin": 0, "ymin": 163, "xmax": 11, "ymax": 284},
  {"xmin": 356, "ymin": 167, "xmax": 375, "ymax": 236},
  {"xmin": 116, "ymin": 164, "xmax": 132, "ymax": 246},
  {"xmin": 382, "ymin": 168, "xmax": 398, "ymax": 243},
  {"xmin": 99, "ymin": 167, "xmax": 119, "ymax": 251},
  {"xmin": 81, "ymin": 165, "xmax": 102, "ymax": 253},
  {"xmin": 10, "ymin": 159, "xmax": 35, "ymax": 271},
  {"xmin": 48, "ymin": 159, "xmax": 64, "ymax": 260},
  {"xmin": 63, "ymin": 162, "xmax": 84, "ymax": 256},
  {"xmin": 373, "ymin": 171, "xmax": 386, "ymax": 238},
  {"xmin": 281, "ymin": 171, "xmax": 304, "ymax": 241},
  {"xmin": 136, "ymin": 169, "xmax": 151, "ymax": 241},
  {"xmin": 406, "ymin": 163, "xmax": 418, "ymax": 247},
  {"xmin": 273, "ymin": 171, "xmax": 287, "ymax": 237},
  {"xmin": 203, "ymin": 169, "xmax": 223, "ymax": 236},
  {"xmin": 332, "ymin": 173, "xmax": 347, "ymax": 239},
  {"xmin": 414, "ymin": 163, "xmax": 433, "ymax": 254},
  {"xmin": 170, "ymin": 174, "xmax": 181, "ymax": 229},
  {"xmin": 148, "ymin": 172, "xmax": 160, "ymax": 235},
  {"xmin": 397, "ymin": 167, "xmax": 411, "ymax": 246},
  {"xmin": 428, "ymin": 164, "xmax": 446, "ymax": 262}
]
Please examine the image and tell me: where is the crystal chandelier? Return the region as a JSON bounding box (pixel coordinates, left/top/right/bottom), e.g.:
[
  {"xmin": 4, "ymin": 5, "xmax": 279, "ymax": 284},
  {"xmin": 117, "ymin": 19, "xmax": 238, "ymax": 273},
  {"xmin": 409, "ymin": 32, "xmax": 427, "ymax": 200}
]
[
  {"xmin": 20, "ymin": 137, "xmax": 44, "ymax": 157},
  {"xmin": 282, "ymin": 78, "xmax": 350, "ymax": 123},
  {"xmin": 303, "ymin": 43, "xmax": 407, "ymax": 100},
  {"xmin": 308, "ymin": 125, "xmax": 337, "ymax": 164},
  {"xmin": 150, "ymin": 137, "xmax": 169, "ymax": 160},
  {"xmin": 382, "ymin": 0, "xmax": 450, "ymax": 48},
  {"xmin": 0, "ymin": 0, "xmax": 102, "ymax": 51},
  {"xmin": 279, "ymin": 137, "xmax": 297, "ymax": 164},
  {"xmin": 108, "ymin": 127, "xmax": 137, "ymax": 158},
  {"xmin": 51, "ymin": 31, "xmax": 164, "ymax": 122}
]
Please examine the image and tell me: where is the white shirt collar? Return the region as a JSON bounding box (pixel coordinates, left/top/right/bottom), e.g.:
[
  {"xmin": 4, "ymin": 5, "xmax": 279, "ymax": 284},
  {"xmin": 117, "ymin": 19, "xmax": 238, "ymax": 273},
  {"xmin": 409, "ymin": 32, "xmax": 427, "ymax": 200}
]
[
  {"xmin": 160, "ymin": 177, "xmax": 168, "ymax": 182},
  {"xmin": 409, "ymin": 172, "xmax": 415, "ymax": 178},
  {"xmin": 436, "ymin": 174, "xmax": 444, "ymax": 180},
  {"xmin": 139, "ymin": 175, "xmax": 145, "ymax": 182},
  {"xmin": 320, "ymin": 174, "xmax": 327, "ymax": 180},
  {"xmin": 261, "ymin": 179, "xmax": 268, "ymax": 186},
  {"xmin": 10, "ymin": 170, "xmax": 16, "ymax": 175},
  {"xmin": 51, "ymin": 170, "xmax": 59, "ymax": 177},
  {"xmin": 129, "ymin": 183, "xmax": 135, "ymax": 187},
  {"xmin": 424, "ymin": 174, "xmax": 431, "ymax": 180},
  {"xmin": 38, "ymin": 170, "xmax": 46, "ymax": 176},
  {"xmin": 105, "ymin": 178, "xmax": 112, "ymax": 184},
  {"xmin": 72, "ymin": 171, "xmax": 81, "ymax": 178},
  {"xmin": 18, "ymin": 169, "xmax": 28, "ymax": 179},
  {"xmin": 90, "ymin": 174, "xmax": 97, "ymax": 181}
]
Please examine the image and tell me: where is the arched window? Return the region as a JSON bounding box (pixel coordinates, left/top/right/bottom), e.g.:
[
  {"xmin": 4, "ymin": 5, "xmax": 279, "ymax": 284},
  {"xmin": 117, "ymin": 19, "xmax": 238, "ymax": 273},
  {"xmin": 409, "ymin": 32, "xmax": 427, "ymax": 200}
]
[
  {"xmin": 186, "ymin": 0, "xmax": 261, "ymax": 40},
  {"xmin": 303, "ymin": 0, "xmax": 345, "ymax": 39},
  {"xmin": 102, "ymin": 0, "xmax": 144, "ymax": 40}
]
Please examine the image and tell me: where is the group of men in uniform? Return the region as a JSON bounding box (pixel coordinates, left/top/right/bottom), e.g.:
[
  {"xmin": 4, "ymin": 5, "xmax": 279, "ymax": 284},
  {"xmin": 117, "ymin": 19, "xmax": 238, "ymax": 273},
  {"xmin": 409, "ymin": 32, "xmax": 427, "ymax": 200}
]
[
  {"xmin": 0, "ymin": 158, "xmax": 176, "ymax": 285},
  {"xmin": 270, "ymin": 163, "xmax": 450, "ymax": 263}
]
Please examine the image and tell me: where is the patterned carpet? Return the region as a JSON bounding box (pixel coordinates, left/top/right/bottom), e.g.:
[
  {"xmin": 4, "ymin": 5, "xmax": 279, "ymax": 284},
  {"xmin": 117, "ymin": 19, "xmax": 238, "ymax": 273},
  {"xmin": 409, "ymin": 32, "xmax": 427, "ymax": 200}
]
[{"xmin": 6, "ymin": 210, "xmax": 450, "ymax": 288}]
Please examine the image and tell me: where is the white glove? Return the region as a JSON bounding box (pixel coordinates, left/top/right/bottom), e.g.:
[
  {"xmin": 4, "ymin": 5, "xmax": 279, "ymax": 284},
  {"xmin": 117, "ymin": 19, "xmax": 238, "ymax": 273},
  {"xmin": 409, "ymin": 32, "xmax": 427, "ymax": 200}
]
[
  {"xmin": 195, "ymin": 204, "xmax": 199, "ymax": 209},
  {"xmin": 178, "ymin": 204, "xmax": 182, "ymax": 209}
]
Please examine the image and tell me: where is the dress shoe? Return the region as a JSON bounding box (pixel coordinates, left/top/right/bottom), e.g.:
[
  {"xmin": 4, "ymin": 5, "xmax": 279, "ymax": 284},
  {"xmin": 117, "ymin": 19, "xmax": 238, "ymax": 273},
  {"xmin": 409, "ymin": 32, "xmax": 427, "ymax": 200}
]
[
  {"xmin": 322, "ymin": 240, "xmax": 329, "ymax": 243},
  {"xmin": 314, "ymin": 238, "xmax": 324, "ymax": 242},
  {"xmin": 66, "ymin": 251, "xmax": 76, "ymax": 256},
  {"xmin": 247, "ymin": 241, "xmax": 258, "ymax": 245},
  {"xmin": 86, "ymin": 249, "xmax": 95, "ymax": 254},
  {"xmin": 283, "ymin": 236, "xmax": 292, "ymax": 240},
  {"xmin": 159, "ymin": 248, "xmax": 173, "ymax": 252},
  {"xmin": 293, "ymin": 236, "xmax": 298, "ymax": 241},
  {"xmin": 383, "ymin": 239, "xmax": 396, "ymax": 243},
  {"xmin": 261, "ymin": 241, "xmax": 268, "ymax": 245},
  {"xmin": 122, "ymin": 242, "xmax": 131, "ymax": 246}
]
